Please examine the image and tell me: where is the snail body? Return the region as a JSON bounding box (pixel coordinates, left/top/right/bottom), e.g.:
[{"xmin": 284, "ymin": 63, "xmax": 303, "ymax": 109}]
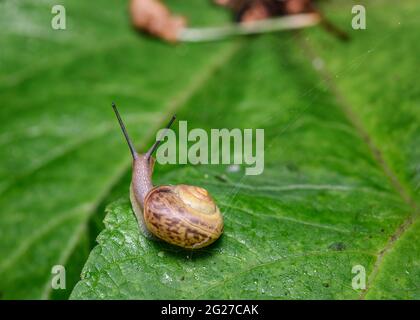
[{"xmin": 112, "ymin": 103, "xmax": 223, "ymax": 249}]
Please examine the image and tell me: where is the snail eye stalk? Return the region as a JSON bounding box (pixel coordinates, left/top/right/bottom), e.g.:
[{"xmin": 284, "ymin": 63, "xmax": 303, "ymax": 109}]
[
  {"xmin": 112, "ymin": 102, "xmax": 138, "ymax": 160},
  {"xmin": 146, "ymin": 115, "xmax": 176, "ymax": 160}
]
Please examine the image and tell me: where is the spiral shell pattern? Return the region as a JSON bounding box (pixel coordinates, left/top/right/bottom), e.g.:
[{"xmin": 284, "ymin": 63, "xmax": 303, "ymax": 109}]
[{"xmin": 143, "ymin": 185, "xmax": 223, "ymax": 249}]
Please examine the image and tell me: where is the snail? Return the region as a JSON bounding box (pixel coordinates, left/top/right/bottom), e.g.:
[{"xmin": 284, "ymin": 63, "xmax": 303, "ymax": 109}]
[{"xmin": 112, "ymin": 103, "xmax": 223, "ymax": 249}]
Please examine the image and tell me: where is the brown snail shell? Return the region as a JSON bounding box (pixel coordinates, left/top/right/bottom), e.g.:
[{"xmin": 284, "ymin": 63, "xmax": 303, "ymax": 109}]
[
  {"xmin": 112, "ymin": 103, "xmax": 223, "ymax": 249},
  {"xmin": 143, "ymin": 185, "xmax": 224, "ymax": 249}
]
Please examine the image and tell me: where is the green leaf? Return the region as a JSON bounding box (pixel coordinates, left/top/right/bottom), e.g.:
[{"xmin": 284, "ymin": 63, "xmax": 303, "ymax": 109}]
[
  {"xmin": 1, "ymin": 0, "xmax": 418, "ymax": 300},
  {"xmin": 0, "ymin": 0, "xmax": 233, "ymax": 299},
  {"xmin": 70, "ymin": 1, "xmax": 419, "ymax": 299}
]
